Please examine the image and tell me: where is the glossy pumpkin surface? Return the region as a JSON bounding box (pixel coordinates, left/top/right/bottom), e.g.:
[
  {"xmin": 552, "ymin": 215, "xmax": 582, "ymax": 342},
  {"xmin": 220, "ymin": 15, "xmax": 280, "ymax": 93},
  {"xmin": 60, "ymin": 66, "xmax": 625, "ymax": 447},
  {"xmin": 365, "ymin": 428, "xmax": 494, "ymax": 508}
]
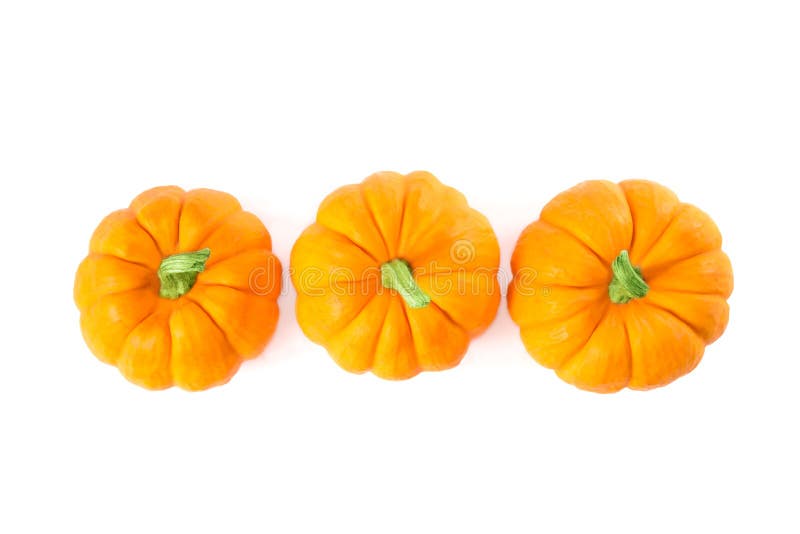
[
  {"xmin": 508, "ymin": 180, "xmax": 733, "ymax": 392},
  {"xmin": 291, "ymin": 171, "xmax": 500, "ymax": 379},
  {"xmin": 74, "ymin": 186, "xmax": 281, "ymax": 391}
]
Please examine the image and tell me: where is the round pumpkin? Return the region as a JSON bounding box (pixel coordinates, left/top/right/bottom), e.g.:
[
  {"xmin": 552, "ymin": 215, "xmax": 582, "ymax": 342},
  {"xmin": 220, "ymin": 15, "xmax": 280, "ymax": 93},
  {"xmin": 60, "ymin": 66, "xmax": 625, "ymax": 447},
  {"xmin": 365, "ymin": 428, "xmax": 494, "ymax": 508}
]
[
  {"xmin": 290, "ymin": 171, "xmax": 500, "ymax": 379},
  {"xmin": 508, "ymin": 180, "xmax": 733, "ymax": 393},
  {"xmin": 74, "ymin": 186, "xmax": 282, "ymax": 391}
]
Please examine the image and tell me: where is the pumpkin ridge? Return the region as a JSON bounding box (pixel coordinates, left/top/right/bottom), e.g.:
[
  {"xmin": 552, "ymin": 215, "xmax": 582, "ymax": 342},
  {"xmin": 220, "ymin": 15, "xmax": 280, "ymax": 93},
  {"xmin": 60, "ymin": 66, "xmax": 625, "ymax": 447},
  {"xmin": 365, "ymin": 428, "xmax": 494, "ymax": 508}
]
[
  {"xmin": 397, "ymin": 211, "xmax": 499, "ymax": 270},
  {"xmin": 539, "ymin": 181, "xmax": 631, "ymax": 265},
  {"xmin": 413, "ymin": 266, "xmax": 505, "ymax": 281},
  {"xmin": 128, "ymin": 186, "xmax": 186, "ymax": 258},
  {"xmin": 640, "ymin": 247, "xmax": 726, "ymax": 281},
  {"xmin": 81, "ymin": 287, "xmax": 159, "ymax": 325},
  {"xmin": 93, "ymin": 252, "xmax": 156, "ymax": 272},
  {"xmin": 633, "ymin": 203, "xmax": 688, "ymax": 265},
  {"xmin": 326, "ymin": 296, "xmax": 378, "ymax": 344},
  {"xmin": 625, "ymin": 305, "xmax": 707, "ymax": 391},
  {"xmin": 359, "ymin": 185, "xmax": 391, "ymax": 260},
  {"xmin": 173, "ymin": 192, "xmax": 185, "ymax": 253},
  {"xmin": 115, "ymin": 309, "xmax": 160, "ymax": 366},
  {"xmin": 74, "ymin": 254, "xmax": 158, "ymax": 311},
  {"xmin": 203, "ymin": 244, "xmax": 274, "ymax": 270},
  {"xmin": 314, "ymin": 221, "xmax": 381, "ymax": 263},
  {"xmin": 644, "ymin": 285, "xmax": 731, "ymax": 298},
  {"xmin": 290, "ymin": 255, "xmax": 382, "ymax": 292},
  {"xmin": 520, "ymin": 301, "xmax": 609, "ymax": 369},
  {"xmin": 395, "ymin": 175, "xmax": 454, "ymax": 257},
  {"xmin": 636, "ymin": 204, "xmax": 708, "ymax": 269},
  {"xmin": 78, "ymin": 283, "xmax": 156, "ymax": 314},
  {"xmin": 619, "ymin": 182, "xmax": 639, "ymax": 259},
  {"xmin": 429, "ymin": 300, "xmax": 470, "ymax": 339},
  {"xmin": 129, "ymin": 189, "xmax": 187, "ymax": 258},
  {"xmin": 82, "ymin": 294, "xmax": 159, "ymax": 365},
  {"xmin": 394, "ymin": 301, "xmax": 420, "ymax": 376},
  {"xmin": 118, "ymin": 310, "xmax": 174, "ymax": 389},
  {"xmin": 637, "ymin": 299, "xmax": 707, "ymax": 342},
  {"xmin": 160, "ymin": 309, "xmax": 175, "ymax": 389},
  {"xmin": 192, "ymin": 281, "xmax": 258, "ymax": 296},
  {"xmin": 90, "ymin": 209, "xmax": 164, "ymax": 269},
  {"xmin": 619, "ymin": 181, "xmax": 681, "ymax": 263},
  {"xmin": 200, "ymin": 212, "xmax": 273, "ymax": 267},
  {"xmin": 202, "ymin": 249, "xmax": 283, "ymax": 296},
  {"xmin": 180, "ymin": 297, "xmax": 238, "ymax": 363},
  {"xmin": 617, "ymin": 181, "xmax": 636, "ymax": 253},
  {"xmin": 510, "ymin": 220, "xmax": 611, "ymax": 287},
  {"xmin": 506, "ymin": 280, "xmax": 607, "ymax": 293},
  {"xmin": 131, "ymin": 211, "xmax": 167, "ymax": 258},
  {"xmin": 512, "ymin": 295, "xmax": 606, "ymax": 329},
  {"xmin": 403, "ymin": 300, "xmax": 466, "ymax": 373},
  {"xmin": 536, "ymin": 220, "xmax": 608, "ymax": 269},
  {"xmin": 551, "ymin": 303, "xmax": 608, "ymax": 373},
  {"xmin": 324, "ymin": 274, "xmax": 383, "ymax": 287},
  {"xmin": 620, "ymin": 312, "xmax": 634, "ymax": 390},
  {"xmin": 177, "ymin": 190, "xmax": 244, "ymax": 252},
  {"xmin": 394, "ymin": 176, "xmax": 409, "ymax": 258},
  {"xmin": 348, "ymin": 294, "xmax": 389, "ymax": 371},
  {"xmin": 185, "ymin": 208, "xmax": 243, "ymax": 255},
  {"xmin": 119, "ymin": 206, "xmax": 166, "ymax": 260},
  {"xmin": 311, "ymin": 288, "xmax": 381, "ymax": 346}
]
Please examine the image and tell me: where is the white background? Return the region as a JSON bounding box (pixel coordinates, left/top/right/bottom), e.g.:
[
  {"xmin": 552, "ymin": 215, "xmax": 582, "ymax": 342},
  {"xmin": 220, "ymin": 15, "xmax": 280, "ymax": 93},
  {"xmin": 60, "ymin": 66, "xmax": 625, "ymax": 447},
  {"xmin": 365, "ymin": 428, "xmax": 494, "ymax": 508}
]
[{"xmin": 1, "ymin": 1, "xmax": 798, "ymax": 532}]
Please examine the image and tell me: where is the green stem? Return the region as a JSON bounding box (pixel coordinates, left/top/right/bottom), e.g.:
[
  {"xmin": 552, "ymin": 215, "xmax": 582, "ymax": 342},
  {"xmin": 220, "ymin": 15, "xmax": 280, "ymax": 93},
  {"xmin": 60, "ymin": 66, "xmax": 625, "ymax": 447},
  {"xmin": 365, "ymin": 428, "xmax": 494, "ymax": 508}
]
[
  {"xmin": 608, "ymin": 250, "xmax": 648, "ymax": 304},
  {"xmin": 158, "ymin": 248, "xmax": 211, "ymax": 299},
  {"xmin": 380, "ymin": 258, "xmax": 431, "ymax": 309}
]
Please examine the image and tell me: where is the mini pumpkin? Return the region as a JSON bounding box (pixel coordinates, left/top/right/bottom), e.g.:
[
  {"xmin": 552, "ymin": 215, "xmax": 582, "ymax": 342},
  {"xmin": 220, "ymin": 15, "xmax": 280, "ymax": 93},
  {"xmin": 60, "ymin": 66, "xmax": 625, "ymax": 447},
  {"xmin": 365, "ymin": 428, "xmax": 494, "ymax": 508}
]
[
  {"xmin": 291, "ymin": 171, "xmax": 500, "ymax": 379},
  {"xmin": 74, "ymin": 186, "xmax": 281, "ymax": 391},
  {"xmin": 508, "ymin": 180, "xmax": 733, "ymax": 393}
]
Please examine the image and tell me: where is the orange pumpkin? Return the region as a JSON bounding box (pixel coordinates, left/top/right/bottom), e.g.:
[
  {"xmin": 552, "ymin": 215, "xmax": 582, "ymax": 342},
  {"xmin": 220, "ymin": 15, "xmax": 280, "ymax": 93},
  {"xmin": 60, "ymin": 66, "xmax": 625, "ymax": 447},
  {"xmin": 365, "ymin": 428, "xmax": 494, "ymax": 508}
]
[
  {"xmin": 74, "ymin": 186, "xmax": 281, "ymax": 391},
  {"xmin": 508, "ymin": 180, "xmax": 733, "ymax": 393},
  {"xmin": 290, "ymin": 171, "xmax": 500, "ymax": 379}
]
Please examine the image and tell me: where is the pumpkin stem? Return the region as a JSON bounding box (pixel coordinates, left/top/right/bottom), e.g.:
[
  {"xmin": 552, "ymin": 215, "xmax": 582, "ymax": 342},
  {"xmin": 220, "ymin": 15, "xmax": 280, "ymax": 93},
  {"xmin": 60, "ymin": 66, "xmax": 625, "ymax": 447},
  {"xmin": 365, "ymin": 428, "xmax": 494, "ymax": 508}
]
[
  {"xmin": 608, "ymin": 250, "xmax": 649, "ymax": 304},
  {"xmin": 157, "ymin": 248, "xmax": 211, "ymax": 299},
  {"xmin": 380, "ymin": 258, "xmax": 431, "ymax": 309}
]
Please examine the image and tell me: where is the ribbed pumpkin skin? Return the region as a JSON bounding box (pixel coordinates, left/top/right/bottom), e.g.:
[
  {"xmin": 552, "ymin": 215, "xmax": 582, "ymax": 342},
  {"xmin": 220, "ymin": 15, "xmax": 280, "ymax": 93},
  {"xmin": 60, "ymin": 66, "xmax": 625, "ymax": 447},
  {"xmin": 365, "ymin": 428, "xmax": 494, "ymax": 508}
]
[
  {"xmin": 74, "ymin": 186, "xmax": 282, "ymax": 391},
  {"xmin": 508, "ymin": 180, "xmax": 733, "ymax": 393},
  {"xmin": 290, "ymin": 171, "xmax": 501, "ymax": 380}
]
